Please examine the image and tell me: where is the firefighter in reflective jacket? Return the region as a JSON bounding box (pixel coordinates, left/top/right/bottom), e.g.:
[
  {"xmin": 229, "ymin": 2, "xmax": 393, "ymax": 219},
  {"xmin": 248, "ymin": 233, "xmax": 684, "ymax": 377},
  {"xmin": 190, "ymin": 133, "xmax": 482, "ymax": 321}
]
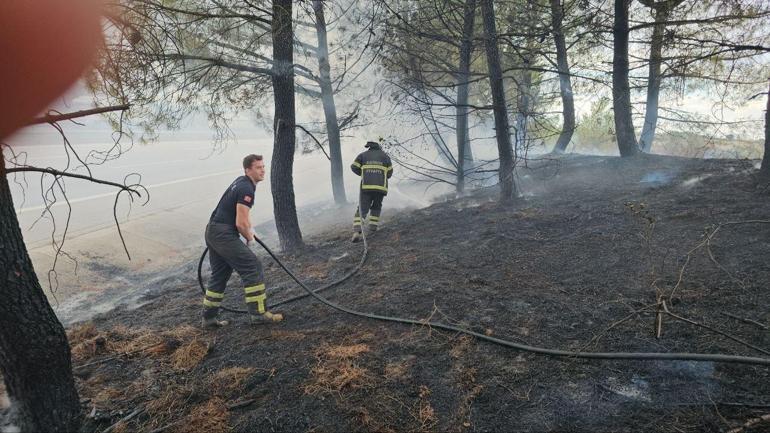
[{"xmin": 350, "ymin": 141, "xmax": 393, "ymax": 242}]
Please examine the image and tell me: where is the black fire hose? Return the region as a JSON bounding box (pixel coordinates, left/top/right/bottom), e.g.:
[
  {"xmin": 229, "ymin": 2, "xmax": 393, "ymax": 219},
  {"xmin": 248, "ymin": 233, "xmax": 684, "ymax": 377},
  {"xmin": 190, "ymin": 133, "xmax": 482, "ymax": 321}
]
[
  {"xmin": 196, "ymin": 234, "xmax": 369, "ymax": 314},
  {"xmin": 197, "ymin": 224, "xmax": 770, "ymax": 366}
]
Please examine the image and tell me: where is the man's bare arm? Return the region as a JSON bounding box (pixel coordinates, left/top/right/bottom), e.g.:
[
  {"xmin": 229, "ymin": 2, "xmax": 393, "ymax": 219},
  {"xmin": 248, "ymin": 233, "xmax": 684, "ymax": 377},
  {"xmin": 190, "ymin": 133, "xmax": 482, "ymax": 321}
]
[{"xmin": 235, "ymin": 203, "xmax": 254, "ymax": 242}]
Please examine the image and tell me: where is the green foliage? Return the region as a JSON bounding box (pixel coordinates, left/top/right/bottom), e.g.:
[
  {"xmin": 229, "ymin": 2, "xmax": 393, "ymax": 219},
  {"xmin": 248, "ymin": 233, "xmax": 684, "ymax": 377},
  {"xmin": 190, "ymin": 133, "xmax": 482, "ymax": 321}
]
[{"xmin": 572, "ymin": 97, "xmax": 616, "ymax": 153}]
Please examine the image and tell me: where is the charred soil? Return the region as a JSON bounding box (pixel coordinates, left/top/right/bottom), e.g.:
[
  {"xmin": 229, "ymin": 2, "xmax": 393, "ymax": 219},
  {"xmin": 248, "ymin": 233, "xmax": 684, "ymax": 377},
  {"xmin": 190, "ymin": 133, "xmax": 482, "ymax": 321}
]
[{"xmin": 70, "ymin": 154, "xmax": 770, "ymax": 433}]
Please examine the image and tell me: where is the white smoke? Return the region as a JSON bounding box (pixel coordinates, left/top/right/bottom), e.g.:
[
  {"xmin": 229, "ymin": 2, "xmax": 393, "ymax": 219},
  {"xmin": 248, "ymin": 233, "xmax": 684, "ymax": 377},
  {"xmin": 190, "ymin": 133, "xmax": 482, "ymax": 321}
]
[{"xmin": 0, "ymin": 396, "xmax": 20, "ymax": 433}]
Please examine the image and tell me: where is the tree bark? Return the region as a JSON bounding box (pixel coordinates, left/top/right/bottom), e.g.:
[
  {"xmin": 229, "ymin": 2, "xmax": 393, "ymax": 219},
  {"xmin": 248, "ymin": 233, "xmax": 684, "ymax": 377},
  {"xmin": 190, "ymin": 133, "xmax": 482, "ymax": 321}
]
[
  {"xmin": 638, "ymin": 10, "xmax": 667, "ymax": 152},
  {"xmin": 612, "ymin": 0, "xmax": 640, "ymax": 157},
  {"xmin": 515, "ymin": 57, "xmax": 533, "ymax": 154},
  {"xmin": 312, "ymin": 0, "xmax": 347, "ymax": 205},
  {"xmin": 638, "ymin": 1, "xmax": 682, "ymax": 152},
  {"xmin": 271, "ymin": 0, "xmax": 304, "ymax": 251},
  {"xmin": 550, "ymin": 0, "xmax": 575, "ymax": 153},
  {"xmin": 481, "ymin": 0, "xmax": 516, "ymax": 201},
  {"xmin": 514, "ymin": 1, "xmax": 536, "ymax": 154},
  {"xmin": 456, "ymin": 0, "xmax": 477, "ymax": 193},
  {"xmin": 0, "ymin": 151, "xmax": 81, "ymax": 432},
  {"xmin": 761, "ymin": 81, "xmax": 769, "ymax": 178}
]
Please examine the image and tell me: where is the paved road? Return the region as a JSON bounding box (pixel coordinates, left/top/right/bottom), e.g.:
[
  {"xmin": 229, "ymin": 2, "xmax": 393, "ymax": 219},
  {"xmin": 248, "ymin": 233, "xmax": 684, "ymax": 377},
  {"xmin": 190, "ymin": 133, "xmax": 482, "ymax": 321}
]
[
  {"xmin": 10, "ymin": 137, "xmax": 347, "ymax": 247},
  {"xmin": 7, "ymin": 132, "xmax": 435, "ymax": 323}
]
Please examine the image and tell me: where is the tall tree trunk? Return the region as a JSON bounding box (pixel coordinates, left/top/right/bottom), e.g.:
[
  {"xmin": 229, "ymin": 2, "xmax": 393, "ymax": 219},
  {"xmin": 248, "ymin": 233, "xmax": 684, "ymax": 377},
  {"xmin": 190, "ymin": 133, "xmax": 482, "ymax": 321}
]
[
  {"xmin": 514, "ymin": 1, "xmax": 536, "ymax": 155},
  {"xmin": 638, "ymin": 10, "xmax": 667, "ymax": 153},
  {"xmin": 761, "ymin": 81, "xmax": 770, "ymax": 178},
  {"xmin": 481, "ymin": 0, "xmax": 516, "ymax": 201},
  {"xmin": 639, "ymin": 7, "xmax": 669, "ymax": 152},
  {"xmin": 456, "ymin": 0, "xmax": 477, "ymax": 193},
  {"xmin": 312, "ymin": 0, "xmax": 347, "ymax": 205},
  {"xmin": 612, "ymin": 0, "xmax": 639, "ymax": 157},
  {"xmin": 639, "ymin": 0, "xmax": 684, "ymax": 153},
  {"xmin": 271, "ymin": 0, "xmax": 304, "ymax": 251},
  {"xmin": 515, "ymin": 59, "xmax": 533, "ymax": 154},
  {"xmin": 0, "ymin": 152, "xmax": 81, "ymax": 432},
  {"xmin": 550, "ymin": 0, "xmax": 575, "ymax": 153}
]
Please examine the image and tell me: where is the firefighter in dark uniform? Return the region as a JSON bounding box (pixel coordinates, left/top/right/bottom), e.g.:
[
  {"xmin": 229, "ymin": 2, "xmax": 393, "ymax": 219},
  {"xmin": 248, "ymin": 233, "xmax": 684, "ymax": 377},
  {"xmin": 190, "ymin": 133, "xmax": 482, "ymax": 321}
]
[
  {"xmin": 351, "ymin": 141, "xmax": 393, "ymax": 242},
  {"xmin": 202, "ymin": 154, "xmax": 283, "ymax": 327}
]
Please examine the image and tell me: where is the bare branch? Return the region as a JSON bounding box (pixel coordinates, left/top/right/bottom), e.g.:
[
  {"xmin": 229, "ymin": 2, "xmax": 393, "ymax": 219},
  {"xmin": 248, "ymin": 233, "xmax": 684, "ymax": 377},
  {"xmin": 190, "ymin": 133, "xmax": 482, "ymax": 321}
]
[
  {"xmin": 27, "ymin": 105, "xmax": 131, "ymax": 126},
  {"xmin": 294, "ymin": 124, "xmax": 331, "ymax": 160},
  {"xmin": 6, "ymin": 167, "xmax": 141, "ymax": 197}
]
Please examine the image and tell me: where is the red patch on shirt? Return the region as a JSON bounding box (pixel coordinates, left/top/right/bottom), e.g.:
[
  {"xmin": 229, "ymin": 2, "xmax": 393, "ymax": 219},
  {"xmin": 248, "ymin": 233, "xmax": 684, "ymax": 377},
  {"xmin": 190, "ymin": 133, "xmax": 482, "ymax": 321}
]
[{"xmin": 244, "ymin": 195, "xmax": 252, "ymax": 203}]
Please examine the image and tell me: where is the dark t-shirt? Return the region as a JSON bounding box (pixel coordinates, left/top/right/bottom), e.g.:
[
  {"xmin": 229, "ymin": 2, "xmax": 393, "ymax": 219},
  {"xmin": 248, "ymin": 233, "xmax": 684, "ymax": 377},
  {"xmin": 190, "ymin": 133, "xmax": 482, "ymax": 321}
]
[{"xmin": 209, "ymin": 175, "xmax": 256, "ymax": 226}]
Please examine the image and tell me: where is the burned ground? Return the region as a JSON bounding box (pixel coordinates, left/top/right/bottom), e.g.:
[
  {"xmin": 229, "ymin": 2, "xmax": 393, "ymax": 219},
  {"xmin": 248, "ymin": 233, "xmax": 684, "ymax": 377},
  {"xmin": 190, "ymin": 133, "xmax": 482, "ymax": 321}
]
[{"xmin": 70, "ymin": 154, "xmax": 770, "ymax": 433}]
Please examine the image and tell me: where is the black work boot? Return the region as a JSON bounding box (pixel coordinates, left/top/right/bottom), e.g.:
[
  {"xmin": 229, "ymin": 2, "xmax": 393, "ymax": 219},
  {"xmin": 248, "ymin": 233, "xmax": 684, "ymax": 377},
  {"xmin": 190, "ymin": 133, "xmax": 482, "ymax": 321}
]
[
  {"xmin": 351, "ymin": 232, "xmax": 362, "ymax": 243},
  {"xmin": 247, "ymin": 303, "xmax": 284, "ymax": 324},
  {"xmin": 202, "ymin": 307, "xmax": 229, "ymax": 328}
]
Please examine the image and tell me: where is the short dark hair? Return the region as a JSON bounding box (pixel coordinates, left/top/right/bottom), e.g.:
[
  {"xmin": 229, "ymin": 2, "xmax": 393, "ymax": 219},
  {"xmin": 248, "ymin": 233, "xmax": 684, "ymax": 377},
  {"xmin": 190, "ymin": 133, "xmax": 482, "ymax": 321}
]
[{"xmin": 243, "ymin": 154, "xmax": 263, "ymax": 169}]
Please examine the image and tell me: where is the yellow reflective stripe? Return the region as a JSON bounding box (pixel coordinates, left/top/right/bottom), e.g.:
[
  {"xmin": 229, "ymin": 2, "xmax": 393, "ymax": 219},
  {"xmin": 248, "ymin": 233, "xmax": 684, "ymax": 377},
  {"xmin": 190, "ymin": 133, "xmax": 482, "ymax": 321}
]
[
  {"xmin": 368, "ymin": 216, "xmax": 380, "ymax": 221},
  {"xmin": 246, "ymin": 293, "xmax": 267, "ymax": 314},
  {"xmin": 205, "ymin": 290, "xmax": 224, "ymax": 299},
  {"xmin": 352, "ymin": 161, "xmax": 362, "ymax": 168},
  {"xmin": 386, "ymin": 166, "xmax": 393, "ymax": 172},
  {"xmin": 361, "ymin": 164, "xmax": 386, "ymax": 171},
  {"xmin": 246, "ymin": 293, "xmax": 266, "ymax": 303},
  {"xmin": 203, "ymin": 298, "xmax": 221, "ymax": 307},
  {"xmin": 244, "ymin": 284, "xmax": 265, "ymax": 294},
  {"xmin": 362, "ymin": 185, "xmax": 388, "ymax": 192}
]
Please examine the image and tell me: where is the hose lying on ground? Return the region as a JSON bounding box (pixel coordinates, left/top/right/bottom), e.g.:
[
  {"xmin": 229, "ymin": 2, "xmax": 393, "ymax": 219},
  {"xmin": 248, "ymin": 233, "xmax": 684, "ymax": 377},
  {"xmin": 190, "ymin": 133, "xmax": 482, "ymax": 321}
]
[
  {"xmin": 197, "ymin": 241, "xmax": 369, "ymax": 314},
  {"xmin": 259, "ymin": 245, "xmax": 770, "ymax": 365},
  {"xmin": 198, "ymin": 218, "xmax": 770, "ymax": 366}
]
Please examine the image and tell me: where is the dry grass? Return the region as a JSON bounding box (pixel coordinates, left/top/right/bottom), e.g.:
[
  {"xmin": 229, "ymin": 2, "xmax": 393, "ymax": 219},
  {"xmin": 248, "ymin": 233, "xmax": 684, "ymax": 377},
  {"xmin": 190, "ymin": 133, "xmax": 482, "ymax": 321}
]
[
  {"xmin": 67, "ymin": 322, "xmax": 98, "ymax": 345},
  {"xmin": 322, "ymin": 343, "xmax": 370, "ymax": 359},
  {"xmin": 355, "ymin": 406, "xmax": 398, "ymax": 433},
  {"xmin": 109, "ymin": 421, "xmax": 130, "ymax": 433},
  {"xmin": 303, "ymin": 262, "xmax": 331, "ymax": 279},
  {"xmin": 268, "ymin": 329, "xmax": 307, "ymax": 341},
  {"xmin": 512, "ymin": 207, "xmax": 540, "ymax": 219},
  {"xmin": 164, "ymin": 325, "xmax": 200, "ymax": 340},
  {"xmin": 70, "ymin": 324, "xmax": 203, "ymax": 362},
  {"xmin": 412, "ymin": 385, "xmax": 438, "ymax": 432},
  {"xmin": 384, "ymin": 361, "xmax": 411, "ymax": 382},
  {"xmin": 456, "ymin": 367, "xmax": 477, "ymax": 387},
  {"xmin": 110, "ymin": 327, "xmax": 164, "ymax": 354},
  {"xmin": 73, "ymin": 325, "xmax": 211, "ymax": 431},
  {"xmin": 72, "ymin": 323, "xmax": 206, "ymax": 366},
  {"xmin": 145, "ymin": 385, "xmax": 188, "ymax": 414},
  {"xmin": 453, "ymin": 384, "xmax": 483, "ymax": 430},
  {"xmin": 398, "ymin": 254, "xmax": 419, "ymax": 272},
  {"xmin": 305, "ymin": 363, "xmax": 372, "ymax": 395},
  {"xmin": 304, "ymin": 343, "xmax": 374, "ymax": 395},
  {"xmin": 144, "ymin": 384, "xmax": 195, "ymax": 430},
  {"xmin": 169, "ymin": 398, "xmax": 229, "ymax": 433},
  {"xmin": 92, "ymin": 386, "xmax": 124, "ymax": 407},
  {"xmin": 209, "ymin": 367, "xmax": 256, "ymax": 397},
  {"xmin": 84, "ymin": 373, "xmax": 107, "ymax": 388},
  {"xmin": 449, "ymin": 335, "xmax": 473, "ymax": 358},
  {"xmin": 69, "ymin": 322, "xmax": 108, "ymax": 362},
  {"xmin": 171, "ymin": 338, "xmax": 209, "ymax": 371}
]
